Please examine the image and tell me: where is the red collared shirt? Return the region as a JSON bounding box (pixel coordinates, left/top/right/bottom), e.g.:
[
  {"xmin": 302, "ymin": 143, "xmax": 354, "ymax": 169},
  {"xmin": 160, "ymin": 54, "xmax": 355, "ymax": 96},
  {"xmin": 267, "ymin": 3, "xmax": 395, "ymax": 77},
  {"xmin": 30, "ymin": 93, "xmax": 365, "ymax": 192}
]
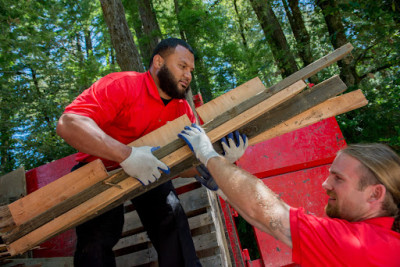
[
  {"xmin": 64, "ymin": 71, "xmax": 195, "ymax": 168},
  {"xmin": 290, "ymin": 207, "xmax": 400, "ymax": 266}
]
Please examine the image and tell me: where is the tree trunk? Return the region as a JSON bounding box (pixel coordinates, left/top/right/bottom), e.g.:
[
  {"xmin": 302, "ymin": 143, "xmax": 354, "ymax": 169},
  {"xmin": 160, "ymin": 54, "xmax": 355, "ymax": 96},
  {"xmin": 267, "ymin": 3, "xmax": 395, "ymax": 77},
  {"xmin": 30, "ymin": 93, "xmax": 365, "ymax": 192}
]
[
  {"xmin": 84, "ymin": 28, "xmax": 93, "ymax": 58},
  {"xmin": 99, "ymin": 0, "xmax": 144, "ymax": 72},
  {"xmin": 249, "ymin": 0, "xmax": 298, "ymax": 77},
  {"xmin": 316, "ymin": 0, "xmax": 358, "ymax": 87},
  {"xmin": 75, "ymin": 33, "xmax": 84, "ymax": 64},
  {"xmin": 282, "ymin": 0, "xmax": 318, "ymax": 84},
  {"xmin": 173, "ymin": 0, "xmax": 187, "ymax": 41},
  {"xmin": 137, "ymin": 0, "xmax": 162, "ymax": 65},
  {"xmin": 123, "ymin": 0, "xmax": 151, "ymax": 68},
  {"xmin": 233, "ymin": 0, "xmax": 248, "ymax": 48}
]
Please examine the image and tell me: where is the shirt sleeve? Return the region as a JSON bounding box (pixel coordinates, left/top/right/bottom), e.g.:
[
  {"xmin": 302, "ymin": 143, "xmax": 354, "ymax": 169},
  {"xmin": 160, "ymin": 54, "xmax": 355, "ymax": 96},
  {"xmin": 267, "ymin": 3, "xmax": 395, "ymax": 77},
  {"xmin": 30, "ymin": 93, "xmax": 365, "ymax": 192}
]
[{"xmin": 64, "ymin": 75, "xmax": 131, "ymax": 127}]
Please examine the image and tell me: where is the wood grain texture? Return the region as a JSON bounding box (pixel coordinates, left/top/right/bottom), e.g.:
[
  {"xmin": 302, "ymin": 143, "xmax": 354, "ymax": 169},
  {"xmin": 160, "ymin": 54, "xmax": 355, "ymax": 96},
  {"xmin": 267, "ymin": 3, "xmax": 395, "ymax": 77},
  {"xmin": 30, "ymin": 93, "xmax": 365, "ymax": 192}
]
[
  {"xmin": 8, "ymin": 159, "xmax": 108, "ymax": 226},
  {"xmin": 206, "ymin": 80, "xmax": 306, "ymax": 142},
  {"xmin": 7, "ymin": 177, "xmax": 140, "ymax": 255},
  {"xmin": 196, "ymin": 77, "xmax": 266, "ymax": 123},
  {"xmin": 128, "ymin": 114, "xmax": 191, "ymax": 147},
  {"xmin": 249, "ymin": 89, "xmax": 368, "ymax": 145}
]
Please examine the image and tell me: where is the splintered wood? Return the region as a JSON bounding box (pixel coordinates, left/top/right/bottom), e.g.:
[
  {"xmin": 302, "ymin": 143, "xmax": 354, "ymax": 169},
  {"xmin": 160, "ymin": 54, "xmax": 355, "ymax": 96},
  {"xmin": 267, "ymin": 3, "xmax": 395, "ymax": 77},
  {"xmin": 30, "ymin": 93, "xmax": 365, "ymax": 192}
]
[{"xmin": 0, "ymin": 43, "xmax": 368, "ymax": 257}]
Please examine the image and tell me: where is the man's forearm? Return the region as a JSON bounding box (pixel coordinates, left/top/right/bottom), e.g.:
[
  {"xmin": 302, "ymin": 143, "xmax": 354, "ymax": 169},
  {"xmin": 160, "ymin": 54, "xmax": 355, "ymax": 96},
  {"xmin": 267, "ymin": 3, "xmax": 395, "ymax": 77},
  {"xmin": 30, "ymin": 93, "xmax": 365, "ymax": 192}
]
[
  {"xmin": 56, "ymin": 113, "xmax": 130, "ymax": 163},
  {"xmin": 207, "ymin": 156, "xmax": 293, "ymax": 247}
]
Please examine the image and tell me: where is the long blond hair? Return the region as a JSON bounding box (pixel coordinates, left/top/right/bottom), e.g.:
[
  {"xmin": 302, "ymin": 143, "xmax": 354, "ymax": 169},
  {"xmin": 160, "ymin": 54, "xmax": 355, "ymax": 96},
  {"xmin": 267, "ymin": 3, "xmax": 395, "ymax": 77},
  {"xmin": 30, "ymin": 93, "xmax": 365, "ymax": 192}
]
[{"xmin": 340, "ymin": 143, "xmax": 400, "ymax": 232}]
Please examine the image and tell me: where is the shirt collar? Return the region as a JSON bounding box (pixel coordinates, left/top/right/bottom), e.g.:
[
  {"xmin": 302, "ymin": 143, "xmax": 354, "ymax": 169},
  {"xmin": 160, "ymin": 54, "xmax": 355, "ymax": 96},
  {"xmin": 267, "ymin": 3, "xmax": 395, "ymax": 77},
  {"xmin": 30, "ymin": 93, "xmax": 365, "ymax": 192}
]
[
  {"xmin": 145, "ymin": 71, "xmax": 163, "ymax": 102},
  {"xmin": 362, "ymin": 216, "xmax": 395, "ymax": 229}
]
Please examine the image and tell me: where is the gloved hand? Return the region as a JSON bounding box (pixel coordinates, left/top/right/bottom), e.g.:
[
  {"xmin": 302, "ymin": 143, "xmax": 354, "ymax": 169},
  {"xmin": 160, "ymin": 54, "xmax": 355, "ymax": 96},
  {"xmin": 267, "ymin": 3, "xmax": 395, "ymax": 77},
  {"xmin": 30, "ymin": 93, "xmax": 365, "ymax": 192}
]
[
  {"xmin": 195, "ymin": 164, "xmax": 228, "ymax": 200},
  {"xmin": 178, "ymin": 124, "xmax": 220, "ymax": 166},
  {"xmin": 195, "ymin": 164, "xmax": 218, "ymax": 191},
  {"xmin": 221, "ymin": 131, "xmax": 248, "ymax": 163},
  {"xmin": 120, "ymin": 146, "xmax": 170, "ymax": 185}
]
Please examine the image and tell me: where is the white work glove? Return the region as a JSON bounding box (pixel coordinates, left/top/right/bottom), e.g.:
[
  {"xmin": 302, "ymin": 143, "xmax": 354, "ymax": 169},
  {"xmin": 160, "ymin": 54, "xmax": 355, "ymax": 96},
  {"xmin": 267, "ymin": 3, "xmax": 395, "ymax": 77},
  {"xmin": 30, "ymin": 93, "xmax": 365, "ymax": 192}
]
[
  {"xmin": 178, "ymin": 124, "xmax": 220, "ymax": 166},
  {"xmin": 120, "ymin": 146, "xmax": 170, "ymax": 185},
  {"xmin": 221, "ymin": 130, "xmax": 248, "ymax": 163}
]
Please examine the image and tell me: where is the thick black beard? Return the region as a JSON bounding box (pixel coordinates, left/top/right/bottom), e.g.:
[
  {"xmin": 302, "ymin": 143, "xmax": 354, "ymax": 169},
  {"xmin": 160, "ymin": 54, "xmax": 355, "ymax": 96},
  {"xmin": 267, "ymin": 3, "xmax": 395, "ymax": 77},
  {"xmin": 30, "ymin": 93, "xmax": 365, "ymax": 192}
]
[{"xmin": 157, "ymin": 64, "xmax": 188, "ymax": 99}]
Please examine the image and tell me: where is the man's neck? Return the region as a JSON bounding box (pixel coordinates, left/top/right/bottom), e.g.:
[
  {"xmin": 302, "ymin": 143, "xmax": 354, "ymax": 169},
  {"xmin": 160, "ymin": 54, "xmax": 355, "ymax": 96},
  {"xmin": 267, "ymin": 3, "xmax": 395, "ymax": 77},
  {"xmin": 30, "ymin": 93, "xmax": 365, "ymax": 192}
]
[{"xmin": 149, "ymin": 68, "xmax": 172, "ymax": 100}]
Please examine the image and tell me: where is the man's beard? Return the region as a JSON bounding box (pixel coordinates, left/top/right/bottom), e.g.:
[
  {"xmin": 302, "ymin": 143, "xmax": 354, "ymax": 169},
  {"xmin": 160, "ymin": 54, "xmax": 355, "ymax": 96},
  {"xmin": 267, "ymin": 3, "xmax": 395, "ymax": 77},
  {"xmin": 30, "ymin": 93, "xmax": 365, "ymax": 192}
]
[
  {"xmin": 325, "ymin": 203, "xmax": 341, "ymax": 219},
  {"xmin": 157, "ymin": 64, "xmax": 189, "ymax": 99},
  {"xmin": 324, "ymin": 191, "xmax": 341, "ymax": 219}
]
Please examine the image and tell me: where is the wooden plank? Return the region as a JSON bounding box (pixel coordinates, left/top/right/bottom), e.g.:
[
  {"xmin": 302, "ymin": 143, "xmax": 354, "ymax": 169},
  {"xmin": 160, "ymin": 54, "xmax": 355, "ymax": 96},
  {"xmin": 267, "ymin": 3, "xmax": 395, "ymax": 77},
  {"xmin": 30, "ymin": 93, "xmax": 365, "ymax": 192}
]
[
  {"xmin": 121, "ymin": 210, "xmax": 142, "ymax": 234},
  {"xmin": 128, "ymin": 114, "xmax": 191, "ymax": 147},
  {"xmin": 116, "ymin": 246, "xmax": 157, "ymax": 266},
  {"xmin": 114, "ymin": 231, "xmax": 149, "ymax": 250},
  {"xmin": 115, "ymin": 232, "xmax": 220, "ymax": 266},
  {"xmin": 267, "ymin": 43, "xmax": 353, "ymax": 95},
  {"xmin": 193, "ymin": 231, "xmax": 219, "ymax": 251},
  {"xmin": 115, "ymin": 212, "xmax": 214, "ymax": 250},
  {"xmin": 115, "ymin": 247, "xmax": 157, "ymax": 267},
  {"xmin": 200, "ymin": 254, "xmax": 224, "ymax": 267},
  {"xmin": 7, "ymin": 177, "xmax": 140, "ymax": 255},
  {"xmin": 196, "ymin": 77, "xmax": 266, "ymax": 123},
  {"xmin": 0, "ymin": 206, "xmax": 14, "ymax": 233},
  {"xmin": 206, "ymin": 190, "xmax": 232, "ymax": 266},
  {"xmin": 8, "ymin": 160, "xmax": 108, "ymax": 227},
  {"xmin": 0, "ymin": 257, "xmax": 73, "ymax": 267},
  {"xmin": 205, "ymin": 80, "xmax": 306, "ymax": 143},
  {"xmin": 250, "ymin": 89, "xmax": 368, "ymax": 145},
  {"xmin": 234, "ymin": 75, "xmax": 347, "ymax": 142}
]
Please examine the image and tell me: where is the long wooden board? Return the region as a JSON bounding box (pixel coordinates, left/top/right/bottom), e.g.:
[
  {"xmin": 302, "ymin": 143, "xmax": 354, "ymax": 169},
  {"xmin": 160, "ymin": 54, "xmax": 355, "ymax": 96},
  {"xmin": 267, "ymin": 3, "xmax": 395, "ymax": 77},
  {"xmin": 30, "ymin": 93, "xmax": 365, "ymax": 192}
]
[
  {"xmin": 128, "ymin": 114, "xmax": 191, "ymax": 147},
  {"xmin": 250, "ymin": 89, "xmax": 368, "ymax": 145},
  {"xmin": 7, "ymin": 160, "xmax": 108, "ymax": 227},
  {"xmin": 196, "ymin": 77, "xmax": 266, "ymax": 123}
]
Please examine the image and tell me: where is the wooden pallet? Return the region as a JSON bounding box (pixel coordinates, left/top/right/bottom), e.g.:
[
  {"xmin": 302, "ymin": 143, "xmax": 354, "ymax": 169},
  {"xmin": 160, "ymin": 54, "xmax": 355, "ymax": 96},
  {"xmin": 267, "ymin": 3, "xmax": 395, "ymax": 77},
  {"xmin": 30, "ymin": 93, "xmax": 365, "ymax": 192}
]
[{"xmin": 114, "ymin": 177, "xmax": 231, "ymax": 267}]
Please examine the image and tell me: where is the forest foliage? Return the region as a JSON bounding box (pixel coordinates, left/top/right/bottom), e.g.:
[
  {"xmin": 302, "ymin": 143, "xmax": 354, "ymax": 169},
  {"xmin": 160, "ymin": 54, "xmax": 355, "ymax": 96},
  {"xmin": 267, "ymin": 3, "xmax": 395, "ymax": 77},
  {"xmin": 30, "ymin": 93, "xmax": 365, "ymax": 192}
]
[{"xmin": 0, "ymin": 0, "xmax": 399, "ymax": 175}]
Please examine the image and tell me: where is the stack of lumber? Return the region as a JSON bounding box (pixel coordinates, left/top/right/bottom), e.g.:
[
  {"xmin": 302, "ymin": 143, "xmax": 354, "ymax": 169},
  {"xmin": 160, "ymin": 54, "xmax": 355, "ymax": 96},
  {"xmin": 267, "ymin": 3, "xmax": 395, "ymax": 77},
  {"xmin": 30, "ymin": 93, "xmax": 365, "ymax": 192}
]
[{"xmin": 0, "ymin": 43, "xmax": 367, "ymax": 259}]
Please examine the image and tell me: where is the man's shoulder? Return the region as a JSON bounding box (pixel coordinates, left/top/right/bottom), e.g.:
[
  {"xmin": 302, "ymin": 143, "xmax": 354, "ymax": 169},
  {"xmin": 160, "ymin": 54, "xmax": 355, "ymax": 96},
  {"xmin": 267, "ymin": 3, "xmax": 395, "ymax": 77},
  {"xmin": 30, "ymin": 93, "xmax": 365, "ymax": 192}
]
[{"xmin": 103, "ymin": 71, "xmax": 146, "ymax": 81}]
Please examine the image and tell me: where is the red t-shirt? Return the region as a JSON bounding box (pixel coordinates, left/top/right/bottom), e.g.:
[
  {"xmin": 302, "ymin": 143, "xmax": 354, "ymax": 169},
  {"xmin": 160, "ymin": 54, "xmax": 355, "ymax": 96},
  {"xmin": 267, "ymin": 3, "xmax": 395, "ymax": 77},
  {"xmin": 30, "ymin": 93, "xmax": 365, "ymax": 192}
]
[
  {"xmin": 64, "ymin": 71, "xmax": 195, "ymax": 168},
  {"xmin": 290, "ymin": 207, "xmax": 400, "ymax": 266}
]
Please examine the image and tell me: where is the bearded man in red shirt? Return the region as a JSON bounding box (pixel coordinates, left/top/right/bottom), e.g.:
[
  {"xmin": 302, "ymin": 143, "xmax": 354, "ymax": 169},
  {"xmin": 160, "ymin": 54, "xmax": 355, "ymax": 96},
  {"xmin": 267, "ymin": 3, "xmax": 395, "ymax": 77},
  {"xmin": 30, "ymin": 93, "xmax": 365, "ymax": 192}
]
[{"xmin": 57, "ymin": 38, "xmax": 200, "ymax": 267}]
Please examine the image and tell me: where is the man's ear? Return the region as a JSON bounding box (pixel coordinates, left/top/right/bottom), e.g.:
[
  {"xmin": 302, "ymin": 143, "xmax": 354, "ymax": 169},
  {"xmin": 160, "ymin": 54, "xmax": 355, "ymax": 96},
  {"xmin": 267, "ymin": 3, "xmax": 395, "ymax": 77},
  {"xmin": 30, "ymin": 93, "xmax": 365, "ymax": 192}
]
[
  {"xmin": 153, "ymin": 54, "xmax": 164, "ymax": 69},
  {"xmin": 368, "ymin": 184, "xmax": 386, "ymax": 203}
]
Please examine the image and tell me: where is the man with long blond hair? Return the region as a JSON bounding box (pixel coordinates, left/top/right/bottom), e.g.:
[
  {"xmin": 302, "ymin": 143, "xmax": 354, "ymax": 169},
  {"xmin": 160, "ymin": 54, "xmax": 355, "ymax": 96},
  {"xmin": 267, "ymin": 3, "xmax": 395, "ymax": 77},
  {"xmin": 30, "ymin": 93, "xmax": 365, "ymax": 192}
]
[{"xmin": 178, "ymin": 124, "xmax": 400, "ymax": 266}]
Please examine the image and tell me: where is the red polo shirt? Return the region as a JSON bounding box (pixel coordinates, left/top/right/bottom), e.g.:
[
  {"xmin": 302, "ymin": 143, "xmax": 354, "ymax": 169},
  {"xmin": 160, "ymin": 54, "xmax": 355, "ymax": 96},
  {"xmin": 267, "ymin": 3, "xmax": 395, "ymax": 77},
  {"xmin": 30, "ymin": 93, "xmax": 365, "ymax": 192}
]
[
  {"xmin": 290, "ymin": 207, "xmax": 400, "ymax": 266},
  {"xmin": 64, "ymin": 71, "xmax": 195, "ymax": 168}
]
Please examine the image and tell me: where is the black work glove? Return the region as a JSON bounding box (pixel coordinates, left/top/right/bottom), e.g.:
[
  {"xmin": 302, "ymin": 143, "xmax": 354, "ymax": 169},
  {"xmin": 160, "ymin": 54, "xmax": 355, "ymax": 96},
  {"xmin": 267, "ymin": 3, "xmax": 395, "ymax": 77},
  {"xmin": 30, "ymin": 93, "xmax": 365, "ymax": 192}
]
[{"xmin": 195, "ymin": 164, "xmax": 218, "ymax": 191}]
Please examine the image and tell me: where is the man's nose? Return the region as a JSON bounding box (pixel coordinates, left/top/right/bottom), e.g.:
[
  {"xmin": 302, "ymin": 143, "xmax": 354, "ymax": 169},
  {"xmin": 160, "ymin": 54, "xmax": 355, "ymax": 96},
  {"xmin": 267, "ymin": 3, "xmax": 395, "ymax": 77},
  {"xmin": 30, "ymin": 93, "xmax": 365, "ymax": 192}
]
[
  {"xmin": 322, "ymin": 176, "xmax": 332, "ymax": 190},
  {"xmin": 184, "ymin": 71, "xmax": 192, "ymax": 80}
]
